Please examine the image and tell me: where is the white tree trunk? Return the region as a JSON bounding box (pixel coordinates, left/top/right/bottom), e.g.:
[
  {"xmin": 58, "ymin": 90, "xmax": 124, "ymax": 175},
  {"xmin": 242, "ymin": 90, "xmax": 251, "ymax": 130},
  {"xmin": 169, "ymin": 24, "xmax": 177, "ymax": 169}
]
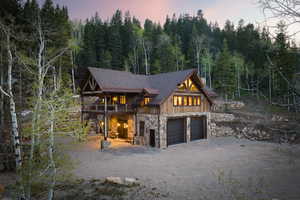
[
  {"xmin": 5, "ymin": 33, "xmax": 22, "ymax": 168},
  {"xmin": 0, "ymin": 54, "xmax": 4, "ymax": 142},
  {"xmin": 27, "ymin": 22, "xmax": 45, "ymax": 199},
  {"xmin": 208, "ymin": 62, "xmax": 212, "ymax": 88},
  {"xmin": 196, "ymin": 50, "xmax": 200, "ymax": 76},
  {"xmin": 47, "ymin": 105, "xmax": 56, "ymax": 200},
  {"xmin": 71, "ymin": 51, "xmax": 76, "ymax": 94},
  {"xmin": 142, "ymin": 39, "xmax": 149, "ymax": 75},
  {"xmin": 269, "ymin": 67, "xmax": 272, "ymax": 103}
]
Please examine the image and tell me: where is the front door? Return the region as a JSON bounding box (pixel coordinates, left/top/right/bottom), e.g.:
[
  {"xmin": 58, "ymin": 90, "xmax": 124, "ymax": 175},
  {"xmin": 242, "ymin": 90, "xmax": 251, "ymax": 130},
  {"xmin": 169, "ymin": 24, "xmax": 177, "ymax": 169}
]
[
  {"xmin": 117, "ymin": 120, "xmax": 128, "ymax": 138},
  {"xmin": 150, "ymin": 129, "xmax": 155, "ymax": 147}
]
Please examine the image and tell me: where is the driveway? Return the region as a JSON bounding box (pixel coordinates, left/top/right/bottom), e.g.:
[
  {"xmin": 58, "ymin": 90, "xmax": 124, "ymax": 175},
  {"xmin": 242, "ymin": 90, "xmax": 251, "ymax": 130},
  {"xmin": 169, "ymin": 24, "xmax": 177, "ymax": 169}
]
[{"xmin": 69, "ymin": 136, "xmax": 300, "ymax": 200}]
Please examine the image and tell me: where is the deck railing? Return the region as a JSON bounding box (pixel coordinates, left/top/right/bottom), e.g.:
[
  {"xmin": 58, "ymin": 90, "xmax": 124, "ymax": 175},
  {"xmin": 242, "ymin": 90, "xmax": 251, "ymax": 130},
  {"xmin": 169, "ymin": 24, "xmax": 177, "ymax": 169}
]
[{"xmin": 82, "ymin": 104, "xmax": 135, "ymax": 113}]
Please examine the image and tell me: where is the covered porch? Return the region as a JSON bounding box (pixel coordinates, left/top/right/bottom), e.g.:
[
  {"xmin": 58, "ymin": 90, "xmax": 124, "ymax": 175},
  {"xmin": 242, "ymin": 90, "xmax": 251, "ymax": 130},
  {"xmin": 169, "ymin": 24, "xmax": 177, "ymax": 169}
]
[{"xmin": 80, "ymin": 93, "xmax": 138, "ymax": 142}]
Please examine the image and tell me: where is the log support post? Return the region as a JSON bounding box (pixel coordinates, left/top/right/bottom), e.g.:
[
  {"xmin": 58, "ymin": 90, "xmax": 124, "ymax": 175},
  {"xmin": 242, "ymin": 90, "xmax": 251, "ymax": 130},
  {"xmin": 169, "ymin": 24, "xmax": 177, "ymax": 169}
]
[{"xmin": 104, "ymin": 95, "xmax": 108, "ymax": 140}]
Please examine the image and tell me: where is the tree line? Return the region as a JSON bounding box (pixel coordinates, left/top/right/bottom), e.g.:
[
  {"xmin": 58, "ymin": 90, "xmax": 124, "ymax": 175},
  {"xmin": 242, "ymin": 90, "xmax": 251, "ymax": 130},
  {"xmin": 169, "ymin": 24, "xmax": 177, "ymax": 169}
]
[{"xmin": 77, "ymin": 9, "xmax": 300, "ymax": 105}]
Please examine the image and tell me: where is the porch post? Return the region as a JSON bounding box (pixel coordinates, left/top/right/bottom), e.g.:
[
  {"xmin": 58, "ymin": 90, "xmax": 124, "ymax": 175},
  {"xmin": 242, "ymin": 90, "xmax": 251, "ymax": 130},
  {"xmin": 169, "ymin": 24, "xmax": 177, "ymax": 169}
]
[{"xmin": 104, "ymin": 95, "xmax": 108, "ymax": 140}]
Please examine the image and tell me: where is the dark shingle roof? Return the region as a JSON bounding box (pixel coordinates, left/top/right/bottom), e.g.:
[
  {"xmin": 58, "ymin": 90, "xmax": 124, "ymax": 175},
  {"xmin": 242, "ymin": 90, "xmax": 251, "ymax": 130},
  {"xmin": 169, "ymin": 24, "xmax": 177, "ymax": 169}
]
[
  {"xmin": 147, "ymin": 69, "xmax": 195, "ymax": 104},
  {"xmin": 88, "ymin": 67, "xmax": 149, "ymax": 92},
  {"xmin": 87, "ymin": 67, "xmax": 211, "ymax": 105}
]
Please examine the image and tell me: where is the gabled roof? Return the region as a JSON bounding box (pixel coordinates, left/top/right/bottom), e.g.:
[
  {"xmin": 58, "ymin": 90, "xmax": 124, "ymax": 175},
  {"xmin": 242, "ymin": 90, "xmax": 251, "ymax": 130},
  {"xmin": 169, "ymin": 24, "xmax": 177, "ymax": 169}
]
[{"xmin": 85, "ymin": 67, "xmax": 213, "ymax": 105}]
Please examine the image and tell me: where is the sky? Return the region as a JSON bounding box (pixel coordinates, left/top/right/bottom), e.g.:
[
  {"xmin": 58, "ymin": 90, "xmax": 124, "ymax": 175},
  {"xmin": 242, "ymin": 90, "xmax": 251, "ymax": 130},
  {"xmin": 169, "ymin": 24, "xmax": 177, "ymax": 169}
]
[{"xmin": 45, "ymin": 0, "xmax": 299, "ymax": 43}]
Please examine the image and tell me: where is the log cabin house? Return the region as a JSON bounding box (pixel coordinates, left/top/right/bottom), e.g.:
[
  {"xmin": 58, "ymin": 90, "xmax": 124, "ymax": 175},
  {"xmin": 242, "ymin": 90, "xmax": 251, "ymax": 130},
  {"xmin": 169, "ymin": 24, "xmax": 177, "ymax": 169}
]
[{"xmin": 80, "ymin": 67, "xmax": 214, "ymax": 148}]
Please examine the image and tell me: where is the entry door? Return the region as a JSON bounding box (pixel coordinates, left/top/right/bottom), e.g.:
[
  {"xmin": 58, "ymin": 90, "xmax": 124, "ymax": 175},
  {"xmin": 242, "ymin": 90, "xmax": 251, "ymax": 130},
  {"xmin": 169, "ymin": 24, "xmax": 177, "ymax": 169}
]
[
  {"xmin": 117, "ymin": 120, "xmax": 128, "ymax": 138},
  {"xmin": 190, "ymin": 116, "xmax": 207, "ymax": 141},
  {"xmin": 150, "ymin": 129, "xmax": 155, "ymax": 147},
  {"xmin": 167, "ymin": 118, "xmax": 185, "ymax": 146}
]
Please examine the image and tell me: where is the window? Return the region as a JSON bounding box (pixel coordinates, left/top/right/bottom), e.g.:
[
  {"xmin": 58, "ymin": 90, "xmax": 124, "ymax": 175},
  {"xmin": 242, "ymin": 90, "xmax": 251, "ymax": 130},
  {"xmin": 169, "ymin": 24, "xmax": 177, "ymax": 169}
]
[
  {"xmin": 177, "ymin": 83, "xmax": 186, "ymax": 90},
  {"xmin": 193, "ymin": 96, "xmax": 197, "ymax": 106},
  {"xmin": 144, "ymin": 97, "xmax": 151, "ymax": 105},
  {"xmin": 190, "ymin": 84, "xmax": 199, "ymax": 92},
  {"xmin": 177, "ymin": 78, "xmax": 199, "ymax": 92},
  {"xmin": 197, "ymin": 97, "xmax": 201, "ymax": 105},
  {"xmin": 112, "ymin": 96, "xmax": 118, "ymax": 104},
  {"xmin": 139, "ymin": 121, "xmax": 145, "ymax": 136},
  {"xmin": 188, "ymin": 96, "xmax": 193, "ymax": 106},
  {"xmin": 178, "ymin": 96, "xmax": 182, "ymax": 106},
  {"xmin": 173, "ymin": 95, "xmax": 201, "ymax": 107},
  {"xmin": 183, "ymin": 96, "xmax": 188, "ymax": 106},
  {"xmin": 119, "ymin": 96, "xmax": 126, "ymax": 104},
  {"xmin": 173, "ymin": 96, "xmax": 178, "ymax": 106},
  {"xmin": 98, "ymin": 98, "xmax": 105, "ymax": 104}
]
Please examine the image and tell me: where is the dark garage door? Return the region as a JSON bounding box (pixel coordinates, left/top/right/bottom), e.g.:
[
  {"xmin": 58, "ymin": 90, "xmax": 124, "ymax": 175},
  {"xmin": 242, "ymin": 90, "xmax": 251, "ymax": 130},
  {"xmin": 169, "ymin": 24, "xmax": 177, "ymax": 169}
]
[
  {"xmin": 167, "ymin": 118, "xmax": 185, "ymax": 146},
  {"xmin": 190, "ymin": 116, "xmax": 207, "ymax": 141}
]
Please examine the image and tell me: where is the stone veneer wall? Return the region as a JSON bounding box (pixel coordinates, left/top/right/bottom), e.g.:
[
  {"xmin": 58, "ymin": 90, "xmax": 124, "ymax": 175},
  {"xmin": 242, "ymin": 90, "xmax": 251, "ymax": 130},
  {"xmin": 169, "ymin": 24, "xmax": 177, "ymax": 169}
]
[
  {"xmin": 135, "ymin": 114, "xmax": 159, "ymax": 147},
  {"xmin": 159, "ymin": 112, "xmax": 210, "ymax": 149},
  {"xmin": 127, "ymin": 115, "xmax": 135, "ymax": 139}
]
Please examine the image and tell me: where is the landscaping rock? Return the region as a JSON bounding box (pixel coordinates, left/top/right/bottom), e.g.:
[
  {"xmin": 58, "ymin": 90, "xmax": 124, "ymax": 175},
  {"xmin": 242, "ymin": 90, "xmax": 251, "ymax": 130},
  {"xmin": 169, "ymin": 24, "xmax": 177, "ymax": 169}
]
[
  {"xmin": 124, "ymin": 177, "xmax": 139, "ymax": 185},
  {"xmin": 211, "ymin": 113, "xmax": 235, "ymax": 122},
  {"xmin": 105, "ymin": 177, "xmax": 123, "ymax": 185}
]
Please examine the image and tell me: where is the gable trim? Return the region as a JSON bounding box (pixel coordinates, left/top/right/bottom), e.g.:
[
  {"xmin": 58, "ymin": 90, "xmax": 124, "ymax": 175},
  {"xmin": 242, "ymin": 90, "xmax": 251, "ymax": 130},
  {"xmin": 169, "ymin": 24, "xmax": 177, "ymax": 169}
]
[
  {"xmin": 82, "ymin": 73, "xmax": 102, "ymax": 92},
  {"xmin": 158, "ymin": 69, "xmax": 197, "ymax": 105}
]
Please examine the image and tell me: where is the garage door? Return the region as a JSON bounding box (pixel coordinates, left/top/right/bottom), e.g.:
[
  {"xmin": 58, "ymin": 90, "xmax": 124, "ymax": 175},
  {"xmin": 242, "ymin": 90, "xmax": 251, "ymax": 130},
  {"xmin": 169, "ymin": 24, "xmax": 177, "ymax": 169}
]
[
  {"xmin": 167, "ymin": 118, "xmax": 185, "ymax": 146},
  {"xmin": 190, "ymin": 116, "xmax": 207, "ymax": 141}
]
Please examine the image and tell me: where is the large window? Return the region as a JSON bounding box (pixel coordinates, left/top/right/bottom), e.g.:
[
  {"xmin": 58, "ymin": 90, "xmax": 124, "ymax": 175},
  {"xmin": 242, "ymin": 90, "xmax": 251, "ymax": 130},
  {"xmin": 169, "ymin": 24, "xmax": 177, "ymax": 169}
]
[
  {"xmin": 144, "ymin": 97, "xmax": 151, "ymax": 105},
  {"xmin": 173, "ymin": 95, "xmax": 201, "ymax": 107},
  {"xmin": 119, "ymin": 96, "xmax": 126, "ymax": 104},
  {"xmin": 109, "ymin": 96, "xmax": 127, "ymax": 105}
]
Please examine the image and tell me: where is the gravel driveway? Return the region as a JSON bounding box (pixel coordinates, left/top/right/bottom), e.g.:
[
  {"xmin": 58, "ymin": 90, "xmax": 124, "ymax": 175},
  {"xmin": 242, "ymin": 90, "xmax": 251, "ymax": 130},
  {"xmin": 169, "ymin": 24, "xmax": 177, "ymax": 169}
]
[{"xmin": 69, "ymin": 136, "xmax": 300, "ymax": 200}]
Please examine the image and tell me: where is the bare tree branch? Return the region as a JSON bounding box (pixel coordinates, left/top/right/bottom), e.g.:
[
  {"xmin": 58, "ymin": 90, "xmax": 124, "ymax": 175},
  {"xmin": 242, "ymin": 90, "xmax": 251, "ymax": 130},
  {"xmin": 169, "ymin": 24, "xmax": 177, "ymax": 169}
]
[{"xmin": 0, "ymin": 86, "xmax": 10, "ymax": 97}]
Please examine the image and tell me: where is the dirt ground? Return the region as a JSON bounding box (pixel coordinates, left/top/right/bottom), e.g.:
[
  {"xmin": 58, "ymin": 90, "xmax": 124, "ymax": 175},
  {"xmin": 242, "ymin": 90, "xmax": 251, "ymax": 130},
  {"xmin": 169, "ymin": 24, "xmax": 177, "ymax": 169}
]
[{"xmin": 69, "ymin": 136, "xmax": 300, "ymax": 200}]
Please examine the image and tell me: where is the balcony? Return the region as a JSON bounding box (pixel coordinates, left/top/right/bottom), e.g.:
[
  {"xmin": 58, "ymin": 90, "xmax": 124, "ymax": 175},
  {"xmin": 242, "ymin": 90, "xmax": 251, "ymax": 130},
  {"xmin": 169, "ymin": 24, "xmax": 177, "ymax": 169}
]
[{"xmin": 82, "ymin": 104, "xmax": 135, "ymax": 113}]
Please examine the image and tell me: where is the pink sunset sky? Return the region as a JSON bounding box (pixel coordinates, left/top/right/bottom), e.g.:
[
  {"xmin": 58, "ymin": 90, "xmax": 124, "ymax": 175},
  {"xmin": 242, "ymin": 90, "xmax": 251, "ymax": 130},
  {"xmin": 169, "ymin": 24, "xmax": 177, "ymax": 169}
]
[{"xmin": 46, "ymin": 0, "xmax": 299, "ymax": 42}]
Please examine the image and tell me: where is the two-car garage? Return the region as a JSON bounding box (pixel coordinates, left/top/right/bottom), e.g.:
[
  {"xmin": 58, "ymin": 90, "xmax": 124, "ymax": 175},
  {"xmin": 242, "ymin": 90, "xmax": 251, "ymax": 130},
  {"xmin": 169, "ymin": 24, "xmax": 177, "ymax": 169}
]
[{"xmin": 167, "ymin": 116, "xmax": 207, "ymax": 146}]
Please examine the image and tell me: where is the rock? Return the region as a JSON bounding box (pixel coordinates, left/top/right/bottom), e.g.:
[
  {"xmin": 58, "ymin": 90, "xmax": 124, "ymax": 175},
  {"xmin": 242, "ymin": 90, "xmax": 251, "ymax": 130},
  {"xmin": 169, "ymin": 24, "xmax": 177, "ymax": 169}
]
[
  {"xmin": 105, "ymin": 177, "xmax": 123, "ymax": 185},
  {"xmin": 124, "ymin": 177, "xmax": 139, "ymax": 185}
]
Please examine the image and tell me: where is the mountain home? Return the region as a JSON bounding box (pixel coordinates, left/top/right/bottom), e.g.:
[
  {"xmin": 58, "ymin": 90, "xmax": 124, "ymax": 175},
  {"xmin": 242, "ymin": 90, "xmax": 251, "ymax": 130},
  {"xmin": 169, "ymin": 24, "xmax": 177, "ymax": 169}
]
[{"xmin": 80, "ymin": 67, "xmax": 215, "ymax": 148}]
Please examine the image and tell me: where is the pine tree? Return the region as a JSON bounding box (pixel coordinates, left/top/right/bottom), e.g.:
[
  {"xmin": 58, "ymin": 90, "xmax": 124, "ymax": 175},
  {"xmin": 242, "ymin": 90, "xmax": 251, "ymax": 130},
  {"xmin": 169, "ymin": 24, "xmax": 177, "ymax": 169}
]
[{"xmin": 214, "ymin": 39, "xmax": 236, "ymax": 98}]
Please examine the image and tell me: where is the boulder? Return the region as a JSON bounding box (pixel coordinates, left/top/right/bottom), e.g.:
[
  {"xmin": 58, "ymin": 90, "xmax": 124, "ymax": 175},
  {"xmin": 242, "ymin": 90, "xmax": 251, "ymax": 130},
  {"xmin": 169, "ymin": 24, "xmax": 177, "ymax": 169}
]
[
  {"xmin": 105, "ymin": 177, "xmax": 123, "ymax": 185},
  {"xmin": 124, "ymin": 177, "xmax": 139, "ymax": 185}
]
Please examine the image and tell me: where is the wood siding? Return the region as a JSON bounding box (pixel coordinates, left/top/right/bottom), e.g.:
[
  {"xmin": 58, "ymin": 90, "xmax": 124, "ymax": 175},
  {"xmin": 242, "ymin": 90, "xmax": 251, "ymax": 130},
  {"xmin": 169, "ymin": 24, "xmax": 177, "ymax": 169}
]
[
  {"xmin": 160, "ymin": 92, "xmax": 211, "ymax": 114},
  {"xmin": 137, "ymin": 106, "xmax": 160, "ymax": 114}
]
